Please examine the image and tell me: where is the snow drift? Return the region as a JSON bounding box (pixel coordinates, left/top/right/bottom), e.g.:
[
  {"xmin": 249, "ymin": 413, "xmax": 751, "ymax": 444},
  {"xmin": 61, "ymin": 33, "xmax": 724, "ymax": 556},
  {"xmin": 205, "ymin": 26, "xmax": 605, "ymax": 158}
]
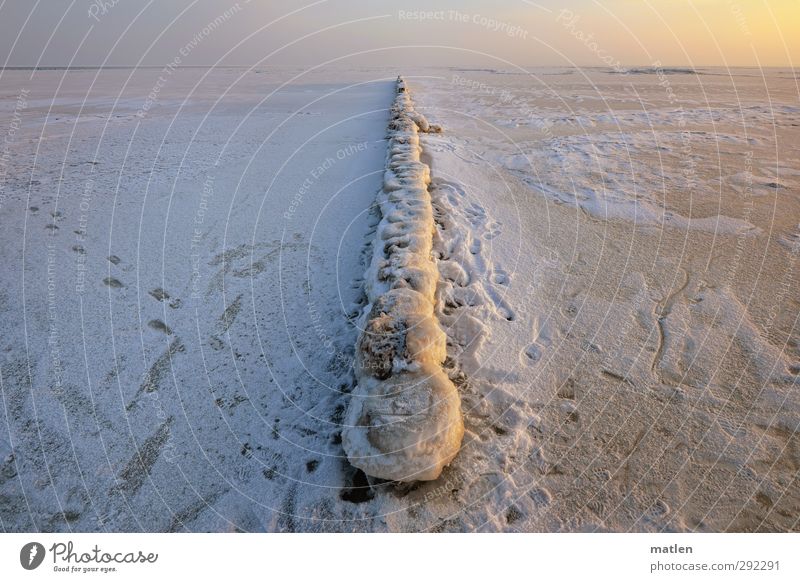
[{"xmin": 342, "ymin": 77, "xmax": 463, "ymax": 482}]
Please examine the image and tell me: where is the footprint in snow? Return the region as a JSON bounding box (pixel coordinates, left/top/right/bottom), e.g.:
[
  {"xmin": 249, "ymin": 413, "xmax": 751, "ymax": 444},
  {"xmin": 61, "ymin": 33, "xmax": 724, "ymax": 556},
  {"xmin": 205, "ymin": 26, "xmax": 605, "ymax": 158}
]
[
  {"xmin": 147, "ymin": 319, "xmax": 173, "ymax": 334},
  {"xmin": 149, "ymin": 287, "xmax": 182, "ymax": 309},
  {"xmin": 483, "ymin": 221, "xmax": 503, "ymax": 240},
  {"xmin": 521, "ymin": 343, "xmax": 542, "ymax": 365},
  {"xmin": 492, "ymin": 269, "xmax": 510, "ymax": 286}
]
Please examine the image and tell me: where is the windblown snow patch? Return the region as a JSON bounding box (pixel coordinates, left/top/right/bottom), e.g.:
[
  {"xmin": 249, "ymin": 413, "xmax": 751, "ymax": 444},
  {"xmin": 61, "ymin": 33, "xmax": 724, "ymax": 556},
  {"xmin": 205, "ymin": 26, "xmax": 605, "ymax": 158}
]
[{"xmin": 342, "ymin": 77, "xmax": 463, "ymax": 482}]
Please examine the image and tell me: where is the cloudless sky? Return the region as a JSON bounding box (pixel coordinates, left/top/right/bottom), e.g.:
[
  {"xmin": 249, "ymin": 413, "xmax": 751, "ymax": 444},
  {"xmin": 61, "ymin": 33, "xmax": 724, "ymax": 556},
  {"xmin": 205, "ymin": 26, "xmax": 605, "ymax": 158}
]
[{"xmin": 1, "ymin": 0, "xmax": 797, "ymax": 68}]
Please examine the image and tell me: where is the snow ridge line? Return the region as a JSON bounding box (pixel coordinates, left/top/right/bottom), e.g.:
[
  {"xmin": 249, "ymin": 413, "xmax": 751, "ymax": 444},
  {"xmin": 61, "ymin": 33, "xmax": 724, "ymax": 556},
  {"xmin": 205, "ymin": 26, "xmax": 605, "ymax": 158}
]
[{"xmin": 342, "ymin": 77, "xmax": 464, "ymax": 482}]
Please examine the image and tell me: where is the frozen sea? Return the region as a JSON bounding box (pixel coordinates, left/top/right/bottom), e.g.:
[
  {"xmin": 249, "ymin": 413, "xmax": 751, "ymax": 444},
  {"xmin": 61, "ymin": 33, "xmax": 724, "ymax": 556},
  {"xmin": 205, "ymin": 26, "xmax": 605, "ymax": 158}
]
[{"xmin": 1, "ymin": 66, "xmax": 798, "ymax": 532}]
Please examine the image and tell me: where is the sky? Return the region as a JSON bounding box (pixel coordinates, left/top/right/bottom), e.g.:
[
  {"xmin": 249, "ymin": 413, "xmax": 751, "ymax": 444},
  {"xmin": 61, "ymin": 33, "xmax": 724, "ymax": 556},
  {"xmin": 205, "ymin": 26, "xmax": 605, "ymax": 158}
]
[{"xmin": 0, "ymin": 0, "xmax": 797, "ymax": 69}]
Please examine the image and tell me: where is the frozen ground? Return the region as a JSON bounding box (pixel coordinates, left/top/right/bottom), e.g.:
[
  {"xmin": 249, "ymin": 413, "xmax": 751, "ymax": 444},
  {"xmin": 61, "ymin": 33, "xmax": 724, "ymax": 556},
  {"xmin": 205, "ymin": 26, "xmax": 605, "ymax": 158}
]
[{"xmin": 1, "ymin": 66, "xmax": 798, "ymax": 531}]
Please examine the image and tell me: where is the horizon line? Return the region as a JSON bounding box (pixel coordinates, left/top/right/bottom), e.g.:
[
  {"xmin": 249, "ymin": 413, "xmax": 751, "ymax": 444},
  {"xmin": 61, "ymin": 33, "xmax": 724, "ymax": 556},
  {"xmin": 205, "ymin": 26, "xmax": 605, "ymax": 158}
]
[{"xmin": 2, "ymin": 64, "xmax": 797, "ymax": 71}]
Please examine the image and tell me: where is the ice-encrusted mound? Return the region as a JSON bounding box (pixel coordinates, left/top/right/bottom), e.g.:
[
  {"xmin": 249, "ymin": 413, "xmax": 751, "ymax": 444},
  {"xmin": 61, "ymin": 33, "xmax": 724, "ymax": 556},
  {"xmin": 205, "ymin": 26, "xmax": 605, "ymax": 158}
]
[{"xmin": 342, "ymin": 77, "xmax": 462, "ymax": 482}]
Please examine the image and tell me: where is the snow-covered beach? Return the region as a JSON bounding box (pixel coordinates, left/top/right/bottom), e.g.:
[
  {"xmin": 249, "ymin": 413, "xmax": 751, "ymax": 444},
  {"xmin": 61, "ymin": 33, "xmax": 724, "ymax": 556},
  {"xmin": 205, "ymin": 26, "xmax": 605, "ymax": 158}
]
[{"xmin": 1, "ymin": 66, "xmax": 798, "ymax": 532}]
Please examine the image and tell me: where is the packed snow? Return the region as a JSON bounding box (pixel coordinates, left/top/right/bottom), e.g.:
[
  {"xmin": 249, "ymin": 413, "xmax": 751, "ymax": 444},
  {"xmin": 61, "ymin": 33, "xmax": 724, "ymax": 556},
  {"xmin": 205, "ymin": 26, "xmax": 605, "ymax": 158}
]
[
  {"xmin": 343, "ymin": 77, "xmax": 462, "ymax": 482},
  {"xmin": 1, "ymin": 65, "xmax": 798, "ymax": 532}
]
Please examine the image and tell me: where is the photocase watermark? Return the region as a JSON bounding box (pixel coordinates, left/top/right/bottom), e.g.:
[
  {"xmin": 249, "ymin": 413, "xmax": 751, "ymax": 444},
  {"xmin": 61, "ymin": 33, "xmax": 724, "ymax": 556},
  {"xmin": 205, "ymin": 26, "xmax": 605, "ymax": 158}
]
[
  {"xmin": 421, "ymin": 469, "xmax": 471, "ymax": 503},
  {"xmin": 728, "ymin": 0, "xmax": 752, "ymax": 37},
  {"xmin": 450, "ymin": 73, "xmax": 513, "ymax": 100},
  {"xmin": 20, "ymin": 542, "xmax": 46, "ymax": 570},
  {"xmin": 189, "ymin": 174, "xmax": 215, "ymax": 300},
  {"xmin": 0, "ymin": 88, "xmax": 29, "ymax": 212},
  {"xmin": 556, "ymin": 9, "xmax": 624, "ymax": 73},
  {"xmin": 450, "ymin": 73, "xmax": 556, "ymax": 136},
  {"xmin": 137, "ymin": 3, "xmax": 244, "ymax": 119},
  {"xmin": 74, "ymin": 176, "xmax": 95, "ymax": 294},
  {"xmin": 599, "ymin": 283, "xmax": 648, "ymax": 383},
  {"xmin": 20, "ymin": 540, "xmax": 159, "ymax": 573},
  {"xmin": 87, "ymin": 0, "xmax": 122, "ymax": 22},
  {"xmin": 450, "ymin": 74, "xmax": 571, "ymax": 173},
  {"xmin": 653, "ymin": 61, "xmax": 698, "ymax": 196},
  {"xmin": 724, "ymin": 149, "xmax": 754, "ymax": 286},
  {"xmin": 284, "ymin": 141, "xmax": 369, "ymax": 221},
  {"xmin": 51, "ymin": 541, "xmax": 157, "ymax": 572},
  {"xmin": 46, "ymin": 242, "xmax": 66, "ymax": 397},
  {"xmin": 307, "ymin": 299, "xmax": 353, "ymax": 367},
  {"xmin": 761, "ymin": 226, "xmax": 798, "ymax": 338},
  {"xmin": 397, "ymin": 10, "xmax": 528, "ymax": 39}
]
